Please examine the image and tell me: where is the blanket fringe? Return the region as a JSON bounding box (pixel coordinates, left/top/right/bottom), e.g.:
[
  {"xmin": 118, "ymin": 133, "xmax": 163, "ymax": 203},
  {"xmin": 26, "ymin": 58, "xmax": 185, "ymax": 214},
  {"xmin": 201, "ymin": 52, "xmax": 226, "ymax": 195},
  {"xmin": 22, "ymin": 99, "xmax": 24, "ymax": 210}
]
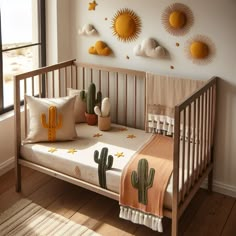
[{"xmin": 119, "ymin": 206, "xmax": 163, "ymax": 232}]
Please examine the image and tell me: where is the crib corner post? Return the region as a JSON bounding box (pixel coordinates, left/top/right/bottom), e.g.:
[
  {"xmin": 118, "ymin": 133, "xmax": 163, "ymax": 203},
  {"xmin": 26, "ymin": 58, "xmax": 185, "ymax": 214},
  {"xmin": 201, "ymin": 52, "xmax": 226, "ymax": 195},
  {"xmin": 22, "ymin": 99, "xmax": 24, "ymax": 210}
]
[{"xmin": 171, "ymin": 215, "xmax": 178, "ymax": 236}]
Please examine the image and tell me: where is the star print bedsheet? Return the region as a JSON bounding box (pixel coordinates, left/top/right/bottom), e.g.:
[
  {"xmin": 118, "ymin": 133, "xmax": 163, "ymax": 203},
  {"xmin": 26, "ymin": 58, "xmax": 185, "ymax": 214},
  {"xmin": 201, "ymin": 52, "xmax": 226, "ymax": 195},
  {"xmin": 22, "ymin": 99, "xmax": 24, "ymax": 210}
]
[{"xmin": 21, "ymin": 123, "xmax": 174, "ymax": 209}]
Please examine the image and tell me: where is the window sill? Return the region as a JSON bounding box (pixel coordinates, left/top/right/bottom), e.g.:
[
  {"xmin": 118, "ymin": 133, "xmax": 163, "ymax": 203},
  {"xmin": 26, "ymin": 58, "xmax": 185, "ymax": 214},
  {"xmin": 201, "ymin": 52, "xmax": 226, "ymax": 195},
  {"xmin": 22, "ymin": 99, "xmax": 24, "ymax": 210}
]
[{"xmin": 0, "ymin": 110, "xmax": 15, "ymax": 122}]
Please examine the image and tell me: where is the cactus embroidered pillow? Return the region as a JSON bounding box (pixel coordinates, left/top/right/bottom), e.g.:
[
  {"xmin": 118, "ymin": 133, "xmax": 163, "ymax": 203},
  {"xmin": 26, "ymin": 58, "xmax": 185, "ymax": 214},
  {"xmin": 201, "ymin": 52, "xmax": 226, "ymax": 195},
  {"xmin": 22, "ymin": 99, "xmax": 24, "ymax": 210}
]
[
  {"xmin": 67, "ymin": 88, "xmax": 86, "ymax": 123},
  {"xmin": 24, "ymin": 95, "xmax": 77, "ymax": 143}
]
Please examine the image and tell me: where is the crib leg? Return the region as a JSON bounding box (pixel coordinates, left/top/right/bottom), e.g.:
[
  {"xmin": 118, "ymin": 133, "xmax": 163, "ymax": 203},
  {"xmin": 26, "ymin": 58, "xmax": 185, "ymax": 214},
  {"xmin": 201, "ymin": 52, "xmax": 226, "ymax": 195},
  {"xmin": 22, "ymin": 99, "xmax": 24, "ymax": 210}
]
[
  {"xmin": 171, "ymin": 217, "xmax": 178, "ymax": 236},
  {"xmin": 208, "ymin": 169, "xmax": 213, "ymax": 193},
  {"xmin": 15, "ymin": 162, "xmax": 22, "ymax": 192},
  {"xmin": 171, "ymin": 209, "xmax": 178, "ymax": 236}
]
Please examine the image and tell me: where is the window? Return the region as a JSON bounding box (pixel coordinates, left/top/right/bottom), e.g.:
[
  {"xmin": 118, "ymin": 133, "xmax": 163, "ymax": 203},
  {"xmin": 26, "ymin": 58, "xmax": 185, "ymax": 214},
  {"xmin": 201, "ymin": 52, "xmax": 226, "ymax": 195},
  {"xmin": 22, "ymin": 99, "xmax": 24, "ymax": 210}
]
[{"xmin": 0, "ymin": 0, "xmax": 46, "ymax": 114}]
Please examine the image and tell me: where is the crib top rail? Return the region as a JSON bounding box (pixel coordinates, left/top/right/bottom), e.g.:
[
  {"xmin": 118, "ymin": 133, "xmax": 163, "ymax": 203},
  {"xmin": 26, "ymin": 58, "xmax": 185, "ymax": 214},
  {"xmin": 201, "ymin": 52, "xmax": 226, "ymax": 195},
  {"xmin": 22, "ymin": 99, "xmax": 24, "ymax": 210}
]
[
  {"xmin": 74, "ymin": 62, "xmax": 146, "ymax": 78},
  {"xmin": 14, "ymin": 59, "xmax": 76, "ymax": 81}
]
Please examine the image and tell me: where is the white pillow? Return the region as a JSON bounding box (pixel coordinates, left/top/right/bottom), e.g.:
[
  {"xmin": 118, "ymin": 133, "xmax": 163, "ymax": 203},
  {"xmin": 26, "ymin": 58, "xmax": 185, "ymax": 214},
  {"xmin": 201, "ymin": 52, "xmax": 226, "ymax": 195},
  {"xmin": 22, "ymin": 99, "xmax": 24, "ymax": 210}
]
[
  {"xmin": 67, "ymin": 88, "xmax": 86, "ymax": 123},
  {"xmin": 24, "ymin": 95, "xmax": 77, "ymax": 143}
]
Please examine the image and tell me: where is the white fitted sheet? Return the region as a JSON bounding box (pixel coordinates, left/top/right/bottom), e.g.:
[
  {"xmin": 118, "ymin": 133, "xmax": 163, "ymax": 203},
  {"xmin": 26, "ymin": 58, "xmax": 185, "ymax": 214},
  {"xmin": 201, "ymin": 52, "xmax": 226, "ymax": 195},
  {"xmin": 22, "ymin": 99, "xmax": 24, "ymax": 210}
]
[{"xmin": 21, "ymin": 123, "xmax": 175, "ymax": 209}]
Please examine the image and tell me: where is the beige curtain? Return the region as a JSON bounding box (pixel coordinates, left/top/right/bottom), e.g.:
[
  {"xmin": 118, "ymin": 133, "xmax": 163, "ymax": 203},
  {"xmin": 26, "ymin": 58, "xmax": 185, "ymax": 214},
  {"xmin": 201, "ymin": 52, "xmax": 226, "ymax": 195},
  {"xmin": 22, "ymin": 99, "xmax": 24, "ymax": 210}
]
[{"xmin": 146, "ymin": 72, "xmax": 205, "ymax": 135}]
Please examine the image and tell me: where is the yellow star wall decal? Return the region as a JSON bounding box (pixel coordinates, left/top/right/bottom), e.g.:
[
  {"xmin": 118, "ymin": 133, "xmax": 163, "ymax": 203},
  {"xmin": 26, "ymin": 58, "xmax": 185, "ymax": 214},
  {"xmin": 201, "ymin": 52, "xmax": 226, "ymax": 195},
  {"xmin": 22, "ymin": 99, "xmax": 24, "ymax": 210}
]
[
  {"xmin": 67, "ymin": 149, "xmax": 77, "ymax": 154},
  {"xmin": 118, "ymin": 127, "xmax": 128, "ymax": 132},
  {"xmin": 115, "ymin": 152, "xmax": 125, "ymax": 158},
  {"xmin": 127, "ymin": 134, "xmax": 136, "ymax": 139},
  {"xmin": 48, "ymin": 147, "xmax": 57, "ymax": 153},
  {"xmin": 93, "ymin": 133, "xmax": 103, "ymax": 138},
  {"xmin": 88, "ymin": 1, "xmax": 97, "ymax": 11}
]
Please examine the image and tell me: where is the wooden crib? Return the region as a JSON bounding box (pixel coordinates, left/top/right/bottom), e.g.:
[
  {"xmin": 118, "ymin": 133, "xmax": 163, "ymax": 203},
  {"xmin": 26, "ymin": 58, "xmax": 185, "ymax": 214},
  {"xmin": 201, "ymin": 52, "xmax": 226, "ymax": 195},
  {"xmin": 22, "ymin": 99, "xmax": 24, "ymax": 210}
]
[{"xmin": 14, "ymin": 59, "xmax": 217, "ymax": 236}]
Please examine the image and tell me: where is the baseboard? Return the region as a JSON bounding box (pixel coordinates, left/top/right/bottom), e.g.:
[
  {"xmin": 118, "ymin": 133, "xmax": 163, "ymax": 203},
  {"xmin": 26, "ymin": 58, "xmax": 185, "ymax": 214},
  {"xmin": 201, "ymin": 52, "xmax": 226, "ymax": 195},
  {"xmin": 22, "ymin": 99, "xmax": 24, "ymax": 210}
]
[
  {"xmin": 0, "ymin": 157, "xmax": 14, "ymax": 176},
  {"xmin": 202, "ymin": 179, "xmax": 236, "ymax": 198}
]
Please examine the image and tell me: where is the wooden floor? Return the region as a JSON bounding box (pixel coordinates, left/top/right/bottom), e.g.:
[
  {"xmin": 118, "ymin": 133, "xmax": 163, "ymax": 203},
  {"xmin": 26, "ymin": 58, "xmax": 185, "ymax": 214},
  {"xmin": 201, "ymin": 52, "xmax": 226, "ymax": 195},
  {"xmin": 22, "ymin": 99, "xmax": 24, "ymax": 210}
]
[{"xmin": 0, "ymin": 167, "xmax": 235, "ymax": 236}]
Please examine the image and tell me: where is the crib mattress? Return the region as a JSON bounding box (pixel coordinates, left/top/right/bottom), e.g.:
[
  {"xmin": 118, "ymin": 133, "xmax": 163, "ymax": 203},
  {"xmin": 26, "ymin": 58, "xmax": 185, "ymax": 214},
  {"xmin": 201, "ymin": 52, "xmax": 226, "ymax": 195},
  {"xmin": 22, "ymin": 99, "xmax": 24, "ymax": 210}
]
[{"xmin": 20, "ymin": 123, "xmax": 174, "ymax": 209}]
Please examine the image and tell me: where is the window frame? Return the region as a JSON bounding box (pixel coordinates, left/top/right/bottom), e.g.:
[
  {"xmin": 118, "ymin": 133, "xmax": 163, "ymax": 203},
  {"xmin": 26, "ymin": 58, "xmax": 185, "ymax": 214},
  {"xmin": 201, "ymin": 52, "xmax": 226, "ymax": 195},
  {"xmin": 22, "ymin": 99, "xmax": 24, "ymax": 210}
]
[{"xmin": 0, "ymin": 0, "xmax": 46, "ymax": 114}]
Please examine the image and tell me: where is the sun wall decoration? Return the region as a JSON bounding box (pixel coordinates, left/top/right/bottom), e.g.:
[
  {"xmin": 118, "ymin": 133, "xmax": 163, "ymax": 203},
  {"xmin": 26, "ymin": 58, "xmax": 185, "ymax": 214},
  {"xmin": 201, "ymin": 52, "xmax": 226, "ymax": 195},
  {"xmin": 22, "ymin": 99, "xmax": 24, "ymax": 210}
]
[
  {"xmin": 161, "ymin": 3, "xmax": 194, "ymax": 36},
  {"xmin": 185, "ymin": 35, "xmax": 215, "ymax": 65},
  {"xmin": 111, "ymin": 8, "xmax": 141, "ymax": 42}
]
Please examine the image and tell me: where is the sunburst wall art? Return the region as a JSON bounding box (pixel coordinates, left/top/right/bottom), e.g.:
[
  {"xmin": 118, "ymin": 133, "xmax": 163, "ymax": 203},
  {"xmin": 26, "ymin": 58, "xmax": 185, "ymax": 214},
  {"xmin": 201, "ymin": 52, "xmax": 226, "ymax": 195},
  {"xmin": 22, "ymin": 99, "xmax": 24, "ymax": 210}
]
[
  {"xmin": 111, "ymin": 8, "xmax": 141, "ymax": 42},
  {"xmin": 185, "ymin": 35, "xmax": 215, "ymax": 65},
  {"xmin": 161, "ymin": 3, "xmax": 194, "ymax": 36}
]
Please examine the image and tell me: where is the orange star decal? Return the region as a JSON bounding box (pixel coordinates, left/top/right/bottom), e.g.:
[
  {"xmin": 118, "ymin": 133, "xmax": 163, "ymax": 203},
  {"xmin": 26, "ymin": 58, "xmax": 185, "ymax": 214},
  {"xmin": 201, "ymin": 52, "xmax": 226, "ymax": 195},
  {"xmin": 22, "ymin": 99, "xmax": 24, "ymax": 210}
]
[
  {"xmin": 88, "ymin": 1, "xmax": 97, "ymax": 11},
  {"xmin": 118, "ymin": 127, "xmax": 128, "ymax": 132},
  {"xmin": 48, "ymin": 147, "xmax": 57, "ymax": 153},
  {"xmin": 93, "ymin": 133, "xmax": 103, "ymax": 138},
  {"xmin": 67, "ymin": 149, "xmax": 77, "ymax": 154},
  {"xmin": 115, "ymin": 152, "xmax": 125, "ymax": 158},
  {"xmin": 127, "ymin": 134, "xmax": 136, "ymax": 139}
]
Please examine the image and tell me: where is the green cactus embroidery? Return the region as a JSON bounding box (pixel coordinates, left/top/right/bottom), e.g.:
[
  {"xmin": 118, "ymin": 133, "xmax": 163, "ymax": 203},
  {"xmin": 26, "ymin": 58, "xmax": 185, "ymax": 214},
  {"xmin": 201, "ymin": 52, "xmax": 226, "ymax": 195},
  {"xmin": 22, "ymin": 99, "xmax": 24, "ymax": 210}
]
[
  {"xmin": 41, "ymin": 106, "xmax": 63, "ymax": 141},
  {"xmin": 131, "ymin": 158, "xmax": 155, "ymax": 205},
  {"xmin": 94, "ymin": 147, "xmax": 113, "ymax": 189},
  {"xmin": 80, "ymin": 83, "xmax": 102, "ymax": 114}
]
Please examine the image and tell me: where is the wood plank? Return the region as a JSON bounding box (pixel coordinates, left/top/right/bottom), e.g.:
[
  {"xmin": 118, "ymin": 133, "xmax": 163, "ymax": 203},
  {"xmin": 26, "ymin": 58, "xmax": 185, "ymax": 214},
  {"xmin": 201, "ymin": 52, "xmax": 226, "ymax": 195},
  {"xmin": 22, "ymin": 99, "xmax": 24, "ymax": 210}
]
[
  {"xmin": 69, "ymin": 194, "xmax": 116, "ymax": 230},
  {"xmin": 46, "ymin": 185, "xmax": 95, "ymax": 219},
  {"xmin": 27, "ymin": 178, "xmax": 74, "ymax": 208},
  {"xmin": 95, "ymin": 204, "xmax": 137, "ymax": 236},
  {"xmin": 0, "ymin": 166, "xmax": 34, "ymax": 195},
  {"xmin": 221, "ymin": 201, "xmax": 236, "ymax": 236},
  {"xmin": 179, "ymin": 189, "xmax": 209, "ymax": 235},
  {"xmin": 0, "ymin": 169, "xmax": 51, "ymax": 212},
  {"xmin": 183, "ymin": 192, "xmax": 235, "ymax": 236}
]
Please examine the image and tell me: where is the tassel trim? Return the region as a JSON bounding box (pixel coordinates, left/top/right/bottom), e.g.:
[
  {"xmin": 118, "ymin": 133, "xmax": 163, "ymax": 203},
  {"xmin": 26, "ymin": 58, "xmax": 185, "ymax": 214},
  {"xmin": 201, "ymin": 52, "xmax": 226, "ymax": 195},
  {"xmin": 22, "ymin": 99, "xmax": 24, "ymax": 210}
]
[{"xmin": 119, "ymin": 206, "xmax": 163, "ymax": 232}]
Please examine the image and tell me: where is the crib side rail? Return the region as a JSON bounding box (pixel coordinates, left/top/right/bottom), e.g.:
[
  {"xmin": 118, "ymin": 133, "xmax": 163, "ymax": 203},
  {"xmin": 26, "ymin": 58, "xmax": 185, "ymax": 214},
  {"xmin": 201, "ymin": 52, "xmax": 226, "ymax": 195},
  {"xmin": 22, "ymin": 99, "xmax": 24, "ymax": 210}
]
[{"xmin": 172, "ymin": 76, "xmax": 217, "ymax": 218}]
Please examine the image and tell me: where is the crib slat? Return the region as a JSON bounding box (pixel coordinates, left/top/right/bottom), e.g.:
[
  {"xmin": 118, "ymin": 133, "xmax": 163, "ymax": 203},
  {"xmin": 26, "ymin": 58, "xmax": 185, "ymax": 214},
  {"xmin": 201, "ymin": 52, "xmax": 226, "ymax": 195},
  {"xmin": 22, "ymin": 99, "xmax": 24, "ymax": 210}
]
[
  {"xmin": 191, "ymin": 100, "xmax": 196, "ymax": 187},
  {"xmin": 125, "ymin": 74, "xmax": 128, "ymax": 126},
  {"xmin": 99, "ymin": 70, "xmax": 102, "ymax": 91},
  {"xmin": 52, "ymin": 71, "xmax": 55, "ymax": 97},
  {"xmin": 200, "ymin": 94, "xmax": 204, "ymax": 174},
  {"xmin": 134, "ymin": 75, "xmax": 137, "ymax": 128},
  {"xmin": 181, "ymin": 109, "xmax": 186, "ymax": 202},
  {"xmin": 116, "ymin": 72, "xmax": 119, "ymax": 124},
  {"xmin": 64, "ymin": 67, "xmax": 68, "ymax": 96},
  {"xmin": 186, "ymin": 105, "xmax": 191, "ymax": 194},
  {"xmin": 24, "ymin": 79, "xmax": 28, "ymax": 136},
  {"xmin": 196, "ymin": 97, "xmax": 200, "ymax": 179},
  {"xmin": 208, "ymin": 87, "xmax": 213, "ymax": 164},
  {"xmin": 31, "ymin": 76, "xmax": 34, "ymax": 96},
  {"xmin": 39, "ymin": 74, "xmax": 42, "ymax": 98}
]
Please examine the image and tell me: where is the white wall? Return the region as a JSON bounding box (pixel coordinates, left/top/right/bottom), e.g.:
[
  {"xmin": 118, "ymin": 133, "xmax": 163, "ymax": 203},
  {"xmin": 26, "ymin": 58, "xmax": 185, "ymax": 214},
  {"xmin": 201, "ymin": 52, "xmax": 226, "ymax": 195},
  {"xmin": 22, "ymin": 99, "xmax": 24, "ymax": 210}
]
[
  {"xmin": 1, "ymin": 0, "xmax": 235, "ymax": 197},
  {"xmin": 69, "ymin": 0, "xmax": 236, "ymax": 196}
]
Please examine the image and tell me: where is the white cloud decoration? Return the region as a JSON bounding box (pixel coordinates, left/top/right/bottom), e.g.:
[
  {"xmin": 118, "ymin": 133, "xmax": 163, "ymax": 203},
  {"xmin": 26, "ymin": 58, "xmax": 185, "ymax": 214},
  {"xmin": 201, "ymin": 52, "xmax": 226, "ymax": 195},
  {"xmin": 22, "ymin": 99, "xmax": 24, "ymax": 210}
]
[
  {"xmin": 134, "ymin": 38, "xmax": 166, "ymax": 58},
  {"xmin": 78, "ymin": 24, "xmax": 97, "ymax": 36}
]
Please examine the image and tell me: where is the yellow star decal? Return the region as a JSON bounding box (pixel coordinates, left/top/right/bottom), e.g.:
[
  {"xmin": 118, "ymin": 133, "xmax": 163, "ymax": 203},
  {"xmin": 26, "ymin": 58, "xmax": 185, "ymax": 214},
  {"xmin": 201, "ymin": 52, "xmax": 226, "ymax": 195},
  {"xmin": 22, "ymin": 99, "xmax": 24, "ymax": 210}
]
[
  {"xmin": 127, "ymin": 134, "xmax": 136, "ymax": 139},
  {"xmin": 93, "ymin": 133, "xmax": 103, "ymax": 138},
  {"xmin": 115, "ymin": 152, "xmax": 125, "ymax": 158},
  {"xmin": 88, "ymin": 1, "xmax": 97, "ymax": 11},
  {"xmin": 48, "ymin": 147, "xmax": 57, "ymax": 153},
  {"xmin": 67, "ymin": 149, "xmax": 77, "ymax": 154},
  {"xmin": 118, "ymin": 127, "xmax": 128, "ymax": 132}
]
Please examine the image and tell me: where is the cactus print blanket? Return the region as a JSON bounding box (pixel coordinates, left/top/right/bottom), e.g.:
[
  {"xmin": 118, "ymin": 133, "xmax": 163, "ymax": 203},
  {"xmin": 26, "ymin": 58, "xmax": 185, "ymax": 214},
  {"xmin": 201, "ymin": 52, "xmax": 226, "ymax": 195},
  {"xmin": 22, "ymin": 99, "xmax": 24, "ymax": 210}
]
[{"xmin": 119, "ymin": 134, "xmax": 173, "ymax": 232}]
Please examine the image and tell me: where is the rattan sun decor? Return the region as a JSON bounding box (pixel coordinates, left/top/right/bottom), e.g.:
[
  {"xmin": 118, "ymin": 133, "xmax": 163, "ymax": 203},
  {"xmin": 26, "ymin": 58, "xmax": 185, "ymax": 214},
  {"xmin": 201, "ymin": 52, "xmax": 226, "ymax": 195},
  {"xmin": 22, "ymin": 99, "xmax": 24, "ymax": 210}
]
[
  {"xmin": 161, "ymin": 3, "xmax": 194, "ymax": 36},
  {"xmin": 111, "ymin": 8, "xmax": 141, "ymax": 42},
  {"xmin": 185, "ymin": 35, "xmax": 216, "ymax": 65}
]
